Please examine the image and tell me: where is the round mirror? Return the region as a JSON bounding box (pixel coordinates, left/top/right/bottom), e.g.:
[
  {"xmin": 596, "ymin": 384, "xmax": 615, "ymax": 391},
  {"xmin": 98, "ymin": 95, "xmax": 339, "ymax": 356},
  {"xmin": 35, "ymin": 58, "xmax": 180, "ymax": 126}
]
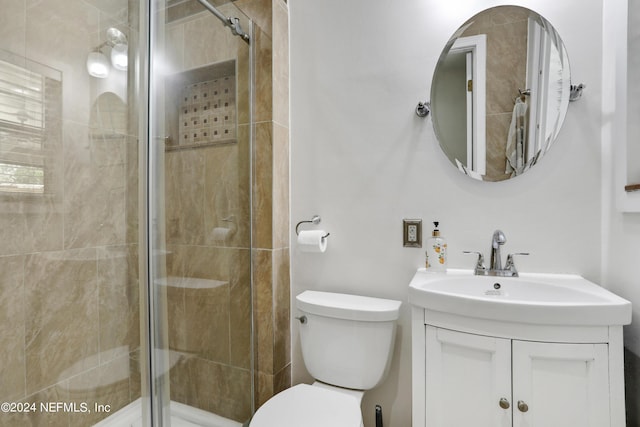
[{"xmin": 431, "ymin": 6, "xmax": 571, "ymax": 181}]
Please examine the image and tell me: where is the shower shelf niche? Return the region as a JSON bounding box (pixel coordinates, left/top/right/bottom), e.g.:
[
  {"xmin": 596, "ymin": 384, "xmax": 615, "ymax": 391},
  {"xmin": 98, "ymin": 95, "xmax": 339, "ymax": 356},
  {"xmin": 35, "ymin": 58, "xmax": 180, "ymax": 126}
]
[{"xmin": 165, "ymin": 59, "xmax": 238, "ymax": 152}]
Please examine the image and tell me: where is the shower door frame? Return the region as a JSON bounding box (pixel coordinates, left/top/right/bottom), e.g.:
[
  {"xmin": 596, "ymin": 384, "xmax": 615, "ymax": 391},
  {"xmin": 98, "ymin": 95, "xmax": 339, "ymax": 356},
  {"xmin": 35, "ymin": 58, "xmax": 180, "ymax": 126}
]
[{"xmin": 138, "ymin": 0, "xmax": 169, "ymax": 424}]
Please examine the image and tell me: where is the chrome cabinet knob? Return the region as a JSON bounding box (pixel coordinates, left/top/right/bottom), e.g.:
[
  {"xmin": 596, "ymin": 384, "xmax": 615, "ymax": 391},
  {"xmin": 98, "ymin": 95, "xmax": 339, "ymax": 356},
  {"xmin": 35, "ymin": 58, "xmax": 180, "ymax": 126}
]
[
  {"xmin": 499, "ymin": 398, "xmax": 510, "ymax": 409},
  {"xmin": 517, "ymin": 400, "xmax": 529, "ymax": 413}
]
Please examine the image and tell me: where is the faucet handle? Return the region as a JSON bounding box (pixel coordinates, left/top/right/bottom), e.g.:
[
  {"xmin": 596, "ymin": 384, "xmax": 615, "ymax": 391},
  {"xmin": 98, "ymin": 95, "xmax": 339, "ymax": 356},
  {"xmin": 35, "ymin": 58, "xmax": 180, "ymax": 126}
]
[
  {"xmin": 505, "ymin": 252, "xmax": 529, "ymax": 263},
  {"xmin": 463, "ymin": 250, "xmax": 484, "ymax": 262},
  {"xmin": 504, "ymin": 252, "xmax": 529, "ymax": 275},
  {"xmin": 463, "ymin": 251, "xmax": 486, "ymax": 273}
]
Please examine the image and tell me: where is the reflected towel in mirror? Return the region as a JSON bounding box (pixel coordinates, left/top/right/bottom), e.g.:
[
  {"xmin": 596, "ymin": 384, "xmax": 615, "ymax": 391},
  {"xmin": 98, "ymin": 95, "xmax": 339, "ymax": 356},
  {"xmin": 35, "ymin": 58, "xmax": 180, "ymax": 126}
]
[{"xmin": 506, "ymin": 98, "xmax": 528, "ymax": 176}]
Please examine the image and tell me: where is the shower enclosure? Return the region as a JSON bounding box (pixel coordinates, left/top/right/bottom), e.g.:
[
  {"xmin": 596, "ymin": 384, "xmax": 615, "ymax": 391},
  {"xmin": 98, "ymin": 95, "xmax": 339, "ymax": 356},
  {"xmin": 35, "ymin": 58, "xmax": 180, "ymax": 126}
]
[{"xmin": 0, "ymin": 0, "xmax": 289, "ymax": 426}]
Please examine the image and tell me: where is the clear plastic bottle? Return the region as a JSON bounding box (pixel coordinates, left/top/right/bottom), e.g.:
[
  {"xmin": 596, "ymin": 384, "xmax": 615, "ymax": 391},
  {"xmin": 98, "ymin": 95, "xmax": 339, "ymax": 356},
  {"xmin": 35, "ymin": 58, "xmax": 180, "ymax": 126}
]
[{"xmin": 425, "ymin": 221, "xmax": 447, "ymax": 272}]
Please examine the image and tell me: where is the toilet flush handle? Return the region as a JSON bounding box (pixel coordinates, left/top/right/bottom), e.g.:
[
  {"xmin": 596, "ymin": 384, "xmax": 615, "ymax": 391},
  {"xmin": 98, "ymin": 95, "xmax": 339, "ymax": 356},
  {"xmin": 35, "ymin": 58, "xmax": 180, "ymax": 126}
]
[{"xmin": 295, "ymin": 315, "xmax": 307, "ymax": 324}]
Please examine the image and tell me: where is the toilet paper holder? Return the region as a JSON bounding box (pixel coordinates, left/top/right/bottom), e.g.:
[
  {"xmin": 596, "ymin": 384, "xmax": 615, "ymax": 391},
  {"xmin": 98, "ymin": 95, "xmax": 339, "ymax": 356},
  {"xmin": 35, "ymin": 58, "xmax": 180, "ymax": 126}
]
[{"xmin": 295, "ymin": 215, "xmax": 330, "ymax": 239}]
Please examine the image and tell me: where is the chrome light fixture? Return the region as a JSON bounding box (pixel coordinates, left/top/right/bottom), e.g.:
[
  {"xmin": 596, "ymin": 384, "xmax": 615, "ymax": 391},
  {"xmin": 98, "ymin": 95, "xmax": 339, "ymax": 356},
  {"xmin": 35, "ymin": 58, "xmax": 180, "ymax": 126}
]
[{"xmin": 86, "ymin": 27, "xmax": 128, "ymax": 78}]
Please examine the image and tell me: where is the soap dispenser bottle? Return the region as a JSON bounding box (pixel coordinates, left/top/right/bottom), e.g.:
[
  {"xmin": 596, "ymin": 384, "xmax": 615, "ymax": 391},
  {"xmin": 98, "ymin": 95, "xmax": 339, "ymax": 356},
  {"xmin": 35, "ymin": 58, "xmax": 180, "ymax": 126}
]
[{"xmin": 425, "ymin": 221, "xmax": 447, "ymax": 272}]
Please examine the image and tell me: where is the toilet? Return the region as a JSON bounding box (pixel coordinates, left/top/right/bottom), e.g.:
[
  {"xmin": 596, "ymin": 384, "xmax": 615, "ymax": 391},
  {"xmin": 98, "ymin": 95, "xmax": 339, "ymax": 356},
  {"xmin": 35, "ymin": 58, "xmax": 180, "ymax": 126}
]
[{"xmin": 249, "ymin": 290, "xmax": 402, "ymax": 427}]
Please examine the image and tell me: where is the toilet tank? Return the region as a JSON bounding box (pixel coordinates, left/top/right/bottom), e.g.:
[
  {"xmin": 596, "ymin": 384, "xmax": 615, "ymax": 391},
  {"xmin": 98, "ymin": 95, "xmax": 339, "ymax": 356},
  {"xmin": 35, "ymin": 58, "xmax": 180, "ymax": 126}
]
[{"xmin": 296, "ymin": 291, "xmax": 402, "ymax": 390}]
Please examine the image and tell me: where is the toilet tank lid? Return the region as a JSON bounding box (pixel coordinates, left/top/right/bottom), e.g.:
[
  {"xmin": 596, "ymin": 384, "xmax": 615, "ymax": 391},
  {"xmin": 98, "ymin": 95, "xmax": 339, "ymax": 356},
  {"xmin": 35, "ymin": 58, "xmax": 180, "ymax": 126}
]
[{"xmin": 296, "ymin": 290, "xmax": 402, "ymax": 322}]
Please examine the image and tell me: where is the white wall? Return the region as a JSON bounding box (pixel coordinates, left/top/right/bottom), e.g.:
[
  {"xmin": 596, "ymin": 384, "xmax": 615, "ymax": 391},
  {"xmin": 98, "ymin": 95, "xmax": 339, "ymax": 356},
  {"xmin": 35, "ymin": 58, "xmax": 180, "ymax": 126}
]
[
  {"xmin": 603, "ymin": 0, "xmax": 640, "ymax": 384},
  {"xmin": 290, "ymin": 1, "xmax": 609, "ymax": 426}
]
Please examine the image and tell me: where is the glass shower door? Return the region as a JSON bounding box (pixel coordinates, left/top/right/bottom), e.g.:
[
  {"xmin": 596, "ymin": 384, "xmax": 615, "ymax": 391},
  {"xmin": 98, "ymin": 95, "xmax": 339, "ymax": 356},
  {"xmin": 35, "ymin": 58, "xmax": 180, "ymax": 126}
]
[
  {"xmin": 143, "ymin": 1, "xmax": 254, "ymax": 425},
  {"xmin": 0, "ymin": 0, "xmax": 142, "ymax": 426}
]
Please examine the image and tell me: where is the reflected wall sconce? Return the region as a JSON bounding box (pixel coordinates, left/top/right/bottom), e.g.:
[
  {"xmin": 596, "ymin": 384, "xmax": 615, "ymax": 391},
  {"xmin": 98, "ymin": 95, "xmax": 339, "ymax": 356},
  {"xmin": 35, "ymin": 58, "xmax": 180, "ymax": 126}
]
[
  {"xmin": 86, "ymin": 27, "xmax": 128, "ymax": 78},
  {"xmin": 110, "ymin": 43, "xmax": 128, "ymax": 71},
  {"xmin": 86, "ymin": 51, "xmax": 110, "ymax": 78}
]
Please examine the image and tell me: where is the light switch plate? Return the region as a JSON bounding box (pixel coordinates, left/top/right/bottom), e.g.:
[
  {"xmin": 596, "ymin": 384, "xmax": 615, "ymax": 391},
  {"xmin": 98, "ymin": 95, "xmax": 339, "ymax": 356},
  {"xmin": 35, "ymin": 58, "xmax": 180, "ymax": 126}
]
[{"xmin": 403, "ymin": 219, "xmax": 422, "ymax": 248}]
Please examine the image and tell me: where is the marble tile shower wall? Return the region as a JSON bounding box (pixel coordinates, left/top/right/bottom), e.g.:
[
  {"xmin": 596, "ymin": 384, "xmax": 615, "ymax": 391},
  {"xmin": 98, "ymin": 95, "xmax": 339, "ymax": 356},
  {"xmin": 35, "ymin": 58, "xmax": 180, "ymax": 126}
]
[
  {"xmin": 164, "ymin": 4, "xmax": 253, "ymax": 422},
  {"xmin": 0, "ymin": 0, "xmax": 140, "ymax": 426},
  {"xmin": 164, "ymin": 0, "xmax": 291, "ymax": 417},
  {"xmin": 252, "ymin": 0, "xmax": 291, "ymax": 408}
]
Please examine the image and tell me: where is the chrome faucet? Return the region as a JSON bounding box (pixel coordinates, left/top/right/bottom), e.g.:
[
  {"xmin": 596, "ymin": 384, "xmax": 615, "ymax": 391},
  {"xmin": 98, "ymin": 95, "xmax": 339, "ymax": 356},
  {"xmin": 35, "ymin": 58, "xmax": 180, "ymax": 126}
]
[
  {"xmin": 464, "ymin": 230, "xmax": 529, "ymax": 277},
  {"xmin": 490, "ymin": 230, "xmax": 506, "ymax": 270}
]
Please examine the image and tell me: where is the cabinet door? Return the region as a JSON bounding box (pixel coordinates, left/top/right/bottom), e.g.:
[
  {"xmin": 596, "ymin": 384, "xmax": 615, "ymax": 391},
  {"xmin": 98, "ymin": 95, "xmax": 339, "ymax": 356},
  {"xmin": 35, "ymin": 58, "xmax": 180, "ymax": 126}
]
[
  {"xmin": 512, "ymin": 341, "xmax": 610, "ymax": 427},
  {"xmin": 425, "ymin": 326, "xmax": 512, "ymax": 427}
]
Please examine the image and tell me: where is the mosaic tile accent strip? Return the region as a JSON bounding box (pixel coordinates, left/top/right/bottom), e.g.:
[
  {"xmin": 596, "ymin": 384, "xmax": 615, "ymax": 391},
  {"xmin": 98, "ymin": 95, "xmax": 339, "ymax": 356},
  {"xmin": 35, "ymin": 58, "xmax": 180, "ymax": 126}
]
[{"xmin": 179, "ymin": 75, "xmax": 236, "ymax": 147}]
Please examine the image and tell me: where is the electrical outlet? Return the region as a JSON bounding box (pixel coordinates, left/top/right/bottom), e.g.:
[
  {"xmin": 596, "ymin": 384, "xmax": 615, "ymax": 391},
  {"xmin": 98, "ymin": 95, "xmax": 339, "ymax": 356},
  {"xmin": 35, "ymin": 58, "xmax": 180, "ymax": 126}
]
[
  {"xmin": 403, "ymin": 219, "xmax": 422, "ymax": 247},
  {"xmin": 408, "ymin": 225, "xmax": 418, "ymax": 241}
]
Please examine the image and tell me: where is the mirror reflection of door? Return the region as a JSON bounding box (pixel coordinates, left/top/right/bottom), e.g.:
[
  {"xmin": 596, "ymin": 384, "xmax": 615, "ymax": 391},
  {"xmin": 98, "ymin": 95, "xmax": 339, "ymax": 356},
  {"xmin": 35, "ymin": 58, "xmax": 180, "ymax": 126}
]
[
  {"xmin": 433, "ymin": 35, "xmax": 486, "ymax": 176},
  {"xmin": 434, "ymin": 50, "xmax": 467, "ymax": 167},
  {"xmin": 526, "ymin": 16, "xmax": 570, "ymax": 160},
  {"xmin": 456, "ymin": 35, "xmax": 487, "ymax": 176}
]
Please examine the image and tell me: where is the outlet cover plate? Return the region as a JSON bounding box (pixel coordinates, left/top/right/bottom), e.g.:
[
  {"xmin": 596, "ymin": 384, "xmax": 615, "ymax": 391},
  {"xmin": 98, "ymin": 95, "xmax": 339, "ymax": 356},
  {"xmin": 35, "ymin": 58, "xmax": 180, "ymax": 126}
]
[{"xmin": 403, "ymin": 219, "xmax": 422, "ymax": 248}]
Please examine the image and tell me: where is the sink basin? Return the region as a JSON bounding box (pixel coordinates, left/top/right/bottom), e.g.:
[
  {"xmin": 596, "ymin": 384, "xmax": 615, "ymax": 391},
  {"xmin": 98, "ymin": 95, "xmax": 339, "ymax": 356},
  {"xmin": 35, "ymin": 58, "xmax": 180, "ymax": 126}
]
[{"xmin": 408, "ymin": 269, "xmax": 631, "ymax": 326}]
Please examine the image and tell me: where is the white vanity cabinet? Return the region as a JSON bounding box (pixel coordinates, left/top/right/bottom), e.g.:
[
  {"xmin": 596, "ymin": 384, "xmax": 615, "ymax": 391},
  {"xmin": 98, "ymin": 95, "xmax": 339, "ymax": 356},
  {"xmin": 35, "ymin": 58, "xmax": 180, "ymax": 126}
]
[
  {"xmin": 424, "ymin": 326, "xmax": 610, "ymax": 427},
  {"xmin": 408, "ymin": 269, "xmax": 631, "ymax": 427}
]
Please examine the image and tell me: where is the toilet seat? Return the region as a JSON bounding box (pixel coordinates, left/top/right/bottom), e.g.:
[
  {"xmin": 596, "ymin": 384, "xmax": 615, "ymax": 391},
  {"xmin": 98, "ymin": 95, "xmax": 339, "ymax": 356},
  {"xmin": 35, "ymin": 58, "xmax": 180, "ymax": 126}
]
[{"xmin": 249, "ymin": 384, "xmax": 363, "ymax": 427}]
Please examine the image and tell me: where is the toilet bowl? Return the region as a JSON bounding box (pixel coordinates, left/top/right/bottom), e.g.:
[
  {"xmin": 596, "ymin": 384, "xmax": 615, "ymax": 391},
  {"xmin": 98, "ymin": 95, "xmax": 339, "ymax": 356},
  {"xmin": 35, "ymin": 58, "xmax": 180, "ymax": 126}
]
[{"xmin": 249, "ymin": 290, "xmax": 401, "ymax": 426}]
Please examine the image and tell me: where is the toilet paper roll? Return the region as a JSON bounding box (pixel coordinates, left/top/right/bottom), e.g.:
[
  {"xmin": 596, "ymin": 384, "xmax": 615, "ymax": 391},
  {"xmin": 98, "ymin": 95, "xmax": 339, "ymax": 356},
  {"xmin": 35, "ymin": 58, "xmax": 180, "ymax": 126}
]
[
  {"xmin": 212, "ymin": 227, "xmax": 231, "ymax": 241},
  {"xmin": 297, "ymin": 230, "xmax": 328, "ymax": 253}
]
